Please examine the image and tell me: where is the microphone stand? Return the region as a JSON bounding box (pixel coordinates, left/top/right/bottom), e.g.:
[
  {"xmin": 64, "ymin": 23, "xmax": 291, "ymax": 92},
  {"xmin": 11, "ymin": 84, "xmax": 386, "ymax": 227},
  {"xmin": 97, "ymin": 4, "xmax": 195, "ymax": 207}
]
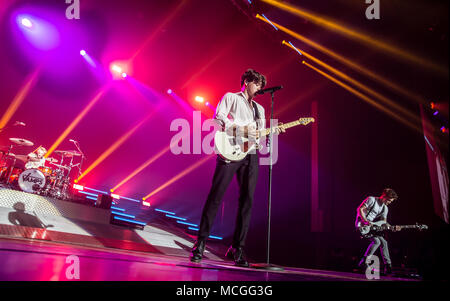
[{"xmin": 253, "ymin": 91, "xmax": 284, "ymax": 271}]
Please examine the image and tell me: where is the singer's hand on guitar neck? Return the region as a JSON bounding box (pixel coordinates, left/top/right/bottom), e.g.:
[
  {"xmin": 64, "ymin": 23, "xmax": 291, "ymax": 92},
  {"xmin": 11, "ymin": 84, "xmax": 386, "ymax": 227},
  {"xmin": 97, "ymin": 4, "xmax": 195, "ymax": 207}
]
[
  {"xmin": 275, "ymin": 122, "xmax": 286, "ymax": 134},
  {"xmin": 230, "ymin": 124, "xmax": 260, "ymax": 139}
]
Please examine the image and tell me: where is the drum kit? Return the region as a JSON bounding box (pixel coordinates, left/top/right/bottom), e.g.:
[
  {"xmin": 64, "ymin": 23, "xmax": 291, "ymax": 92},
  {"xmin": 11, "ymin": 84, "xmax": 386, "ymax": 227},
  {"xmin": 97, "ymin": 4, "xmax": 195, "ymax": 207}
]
[{"xmin": 0, "ymin": 137, "xmax": 84, "ymax": 200}]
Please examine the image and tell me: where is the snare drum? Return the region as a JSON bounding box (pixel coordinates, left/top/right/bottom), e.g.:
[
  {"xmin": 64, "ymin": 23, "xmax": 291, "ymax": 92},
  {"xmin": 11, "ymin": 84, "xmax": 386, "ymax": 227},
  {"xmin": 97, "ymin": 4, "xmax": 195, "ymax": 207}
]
[
  {"xmin": 38, "ymin": 166, "xmax": 54, "ymax": 177},
  {"xmin": 18, "ymin": 168, "xmax": 46, "ymax": 193}
]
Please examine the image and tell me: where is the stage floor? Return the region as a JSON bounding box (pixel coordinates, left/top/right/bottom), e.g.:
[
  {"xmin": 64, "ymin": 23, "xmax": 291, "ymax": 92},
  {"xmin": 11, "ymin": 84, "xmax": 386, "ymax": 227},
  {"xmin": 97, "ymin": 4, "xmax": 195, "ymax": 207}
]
[{"xmin": 0, "ymin": 236, "xmax": 416, "ymax": 281}]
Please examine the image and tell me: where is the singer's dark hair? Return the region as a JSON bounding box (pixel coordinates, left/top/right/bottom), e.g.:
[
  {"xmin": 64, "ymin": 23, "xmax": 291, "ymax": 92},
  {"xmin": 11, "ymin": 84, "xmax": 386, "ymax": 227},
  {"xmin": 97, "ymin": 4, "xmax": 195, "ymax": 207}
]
[{"xmin": 241, "ymin": 69, "xmax": 266, "ymax": 88}]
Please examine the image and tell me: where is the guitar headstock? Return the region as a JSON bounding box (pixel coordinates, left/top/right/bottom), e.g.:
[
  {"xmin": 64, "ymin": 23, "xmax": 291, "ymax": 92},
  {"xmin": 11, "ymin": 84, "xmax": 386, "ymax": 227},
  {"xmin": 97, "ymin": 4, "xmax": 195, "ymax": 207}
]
[
  {"xmin": 416, "ymin": 223, "xmax": 428, "ymax": 231},
  {"xmin": 298, "ymin": 117, "xmax": 315, "ymax": 125}
]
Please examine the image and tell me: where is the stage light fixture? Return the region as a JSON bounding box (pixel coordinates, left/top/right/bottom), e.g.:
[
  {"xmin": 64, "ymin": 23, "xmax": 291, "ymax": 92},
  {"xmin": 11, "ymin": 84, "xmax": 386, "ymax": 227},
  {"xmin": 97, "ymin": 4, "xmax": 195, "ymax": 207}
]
[
  {"xmin": 121, "ymin": 72, "xmax": 127, "ymax": 78},
  {"xmin": 433, "ymin": 111, "xmax": 439, "ymax": 116},
  {"xmin": 21, "ymin": 17, "xmax": 33, "ymax": 29},
  {"xmin": 142, "ymin": 201, "xmax": 151, "ymax": 207},
  {"xmin": 73, "ymin": 184, "xmax": 84, "ymax": 190},
  {"xmin": 167, "ymin": 89, "xmax": 173, "ymax": 94},
  {"xmin": 80, "ymin": 49, "xmax": 86, "ymax": 56},
  {"xmin": 195, "ymin": 96, "xmax": 204, "ymax": 103},
  {"xmin": 111, "ymin": 64, "xmax": 122, "ymax": 74}
]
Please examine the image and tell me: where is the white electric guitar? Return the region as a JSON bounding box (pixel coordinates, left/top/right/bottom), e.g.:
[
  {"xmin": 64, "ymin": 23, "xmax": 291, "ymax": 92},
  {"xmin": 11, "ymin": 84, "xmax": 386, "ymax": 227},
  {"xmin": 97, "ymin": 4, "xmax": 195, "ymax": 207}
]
[{"xmin": 214, "ymin": 117, "xmax": 315, "ymax": 162}]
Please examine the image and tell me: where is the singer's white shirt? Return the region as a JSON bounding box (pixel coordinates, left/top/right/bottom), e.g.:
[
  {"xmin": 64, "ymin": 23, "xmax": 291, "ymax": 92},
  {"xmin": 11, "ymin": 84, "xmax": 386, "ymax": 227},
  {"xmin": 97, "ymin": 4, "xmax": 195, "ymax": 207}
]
[{"xmin": 214, "ymin": 92, "xmax": 265, "ymax": 131}]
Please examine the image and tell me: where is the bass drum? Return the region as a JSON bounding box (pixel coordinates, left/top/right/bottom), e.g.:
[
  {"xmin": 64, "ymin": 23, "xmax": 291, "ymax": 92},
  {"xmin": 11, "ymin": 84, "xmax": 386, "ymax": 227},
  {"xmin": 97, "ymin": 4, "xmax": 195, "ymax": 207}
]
[{"xmin": 18, "ymin": 168, "xmax": 46, "ymax": 193}]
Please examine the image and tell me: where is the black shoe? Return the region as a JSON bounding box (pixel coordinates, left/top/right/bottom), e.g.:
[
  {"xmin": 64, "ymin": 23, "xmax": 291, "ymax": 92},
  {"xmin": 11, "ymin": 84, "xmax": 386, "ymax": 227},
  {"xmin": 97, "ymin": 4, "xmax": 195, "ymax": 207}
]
[
  {"xmin": 190, "ymin": 240, "xmax": 206, "ymax": 263},
  {"xmin": 225, "ymin": 246, "xmax": 249, "ymax": 267},
  {"xmin": 383, "ymin": 264, "xmax": 393, "ymax": 276}
]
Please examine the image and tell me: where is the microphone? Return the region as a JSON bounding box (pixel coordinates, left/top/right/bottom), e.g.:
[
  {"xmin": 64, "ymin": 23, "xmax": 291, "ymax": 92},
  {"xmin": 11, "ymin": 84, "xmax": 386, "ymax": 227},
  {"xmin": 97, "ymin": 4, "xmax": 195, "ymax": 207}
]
[
  {"xmin": 255, "ymin": 85, "xmax": 283, "ymax": 95},
  {"xmin": 14, "ymin": 121, "xmax": 26, "ymax": 126}
]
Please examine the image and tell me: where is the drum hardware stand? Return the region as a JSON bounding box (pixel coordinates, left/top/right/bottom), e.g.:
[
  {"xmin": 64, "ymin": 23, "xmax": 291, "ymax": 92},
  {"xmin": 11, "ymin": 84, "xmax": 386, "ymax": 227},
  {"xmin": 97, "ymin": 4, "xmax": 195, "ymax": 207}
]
[
  {"xmin": 71, "ymin": 140, "xmax": 86, "ymax": 178},
  {"xmin": 1, "ymin": 144, "xmax": 17, "ymax": 187}
]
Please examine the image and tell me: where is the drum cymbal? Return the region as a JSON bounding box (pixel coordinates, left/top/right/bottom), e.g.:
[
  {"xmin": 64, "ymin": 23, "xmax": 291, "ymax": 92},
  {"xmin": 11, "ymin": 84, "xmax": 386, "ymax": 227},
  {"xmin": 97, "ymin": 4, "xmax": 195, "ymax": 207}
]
[
  {"xmin": 50, "ymin": 163, "xmax": 70, "ymax": 170},
  {"xmin": 9, "ymin": 138, "xmax": 34, "ymax": 147},
  {"xmin": 54, "ymin": 150, "xmax": 81, "ymax": 157}
]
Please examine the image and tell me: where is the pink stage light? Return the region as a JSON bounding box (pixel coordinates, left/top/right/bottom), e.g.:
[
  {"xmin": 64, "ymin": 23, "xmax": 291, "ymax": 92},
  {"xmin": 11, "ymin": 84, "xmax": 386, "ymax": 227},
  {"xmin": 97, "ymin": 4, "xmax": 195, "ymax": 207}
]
[
  {"xmin": 167, "ymin": 89, "xmax": 173, "ymax": 94},
  {"xmin": 111, "ymin": 64, "xmax": 122, "ymax": 73},
  {"xmin": 142, "ymin": 201, "xmax": 151, "ymax": 207},
  {"xmin": 109, "ymin": 62, "xmax": 130, "ymax": 79},
  {"xmin": 195, "ymin": 96, "xmax": 204, "ymax": 103}
]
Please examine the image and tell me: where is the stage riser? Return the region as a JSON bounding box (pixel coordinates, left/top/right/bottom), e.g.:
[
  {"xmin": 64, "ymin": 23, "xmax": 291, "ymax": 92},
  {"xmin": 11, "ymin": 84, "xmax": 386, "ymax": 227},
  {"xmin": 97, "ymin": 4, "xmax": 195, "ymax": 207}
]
[{"xmin": 0, "ymin": 187, "xmax": 110, "ymax": 224}]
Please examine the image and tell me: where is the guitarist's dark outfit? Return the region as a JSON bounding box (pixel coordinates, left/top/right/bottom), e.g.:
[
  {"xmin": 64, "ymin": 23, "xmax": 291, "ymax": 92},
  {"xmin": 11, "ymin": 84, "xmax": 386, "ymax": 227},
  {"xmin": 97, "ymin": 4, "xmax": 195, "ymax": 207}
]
[{"xmin": 192, "ymin": 91, "xmax": 265, "ymax": 266}]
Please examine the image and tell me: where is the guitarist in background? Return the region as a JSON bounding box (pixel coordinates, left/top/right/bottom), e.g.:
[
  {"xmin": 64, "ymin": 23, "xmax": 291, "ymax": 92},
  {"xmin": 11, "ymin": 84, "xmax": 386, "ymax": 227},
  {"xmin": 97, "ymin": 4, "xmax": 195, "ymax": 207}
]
[
  {"xmin": 355, "ymin": 188, "xmax": 401, "ymax": 275},
  {"xmin": 190, "ymin": 69, "xmax": 283, "ymax": 267}
]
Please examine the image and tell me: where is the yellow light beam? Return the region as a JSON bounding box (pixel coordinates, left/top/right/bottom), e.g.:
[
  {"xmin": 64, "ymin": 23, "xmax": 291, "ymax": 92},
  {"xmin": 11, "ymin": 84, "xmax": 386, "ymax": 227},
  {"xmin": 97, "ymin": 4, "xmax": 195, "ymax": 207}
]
[
  {"xmin": 45, "ymin": 84, "xmax": 111, "ymax": 158},
  {"xmin": 282, "ymin": 41, "xmax": 422, "ymax": 125},
  {"xmin": 142, "ymin": 155, "xmax": 213, "ymax": 200},
  {"xmin": 261, "ymin": 0, "xmax": 447, "ymax": 76},
  {"xmin": 110, "ymin": 133, "xmax": 188, "ymax": 193},
  {"xmin": 256, "ymin": 15, "xmax": 428, "ymax": 105},
  {"xmin": 0, "ymin": 67, "xmax": 41, "ymax": 130},
  {"xmin": 302, "ymin": 61, "xmax": 422, "ymax": 133},
  {"xmin": 76, "ymin": 113, "xmax": 154, "ymax": 182}
]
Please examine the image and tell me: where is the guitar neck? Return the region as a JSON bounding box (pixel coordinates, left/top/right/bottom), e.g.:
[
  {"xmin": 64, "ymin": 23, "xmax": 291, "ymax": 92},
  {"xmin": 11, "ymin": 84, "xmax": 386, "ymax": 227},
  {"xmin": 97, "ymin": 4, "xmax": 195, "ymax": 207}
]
[
  {"xmin": 385, "ymin": 225, "xmax": 420, "ymax": 230},
  {"xmin": 261, "ymin": 120, "xmax": 307, "ymax": 137},
  {"xmin": 397, "ymin": 225, "xmax": 418, "ymax": 229}
]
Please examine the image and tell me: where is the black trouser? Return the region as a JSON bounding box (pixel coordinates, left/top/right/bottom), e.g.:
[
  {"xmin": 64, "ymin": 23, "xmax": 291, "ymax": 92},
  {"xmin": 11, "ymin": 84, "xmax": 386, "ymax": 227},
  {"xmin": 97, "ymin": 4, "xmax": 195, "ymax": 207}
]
[{"xmin": 198, "ymin": 154, "xmax": 259, "ymax": 248}]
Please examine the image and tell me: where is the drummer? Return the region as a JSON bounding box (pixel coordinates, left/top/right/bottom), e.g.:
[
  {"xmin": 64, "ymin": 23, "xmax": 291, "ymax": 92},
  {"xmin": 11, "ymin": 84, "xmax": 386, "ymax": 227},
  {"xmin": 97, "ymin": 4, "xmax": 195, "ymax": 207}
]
[{"xmin": 25, "ymin": 146, "xmax": 47, "ymax": 169}]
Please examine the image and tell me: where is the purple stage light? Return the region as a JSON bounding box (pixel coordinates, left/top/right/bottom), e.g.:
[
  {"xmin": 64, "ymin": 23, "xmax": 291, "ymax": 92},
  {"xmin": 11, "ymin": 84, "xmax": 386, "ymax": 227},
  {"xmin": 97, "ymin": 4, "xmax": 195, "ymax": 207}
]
[
  {"xmin": 80, "ymin": 49, "xmax": 86, "ymax": 56},
  {"xmin": 15, "ymin": 14, "xmax": 60, "ymax": 50},
  {"xmin": 21, "ymin": 17, "xmax": 33, "ymax": 28}
]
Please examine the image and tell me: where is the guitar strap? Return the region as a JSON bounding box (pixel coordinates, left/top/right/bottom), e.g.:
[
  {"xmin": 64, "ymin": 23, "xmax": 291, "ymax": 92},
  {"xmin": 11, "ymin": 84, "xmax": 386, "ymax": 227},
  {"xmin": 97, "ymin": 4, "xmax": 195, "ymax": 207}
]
[
  {"xmin": 253, "ymin": 102, "xmax": 260, "ymax": 130},
  {"xmin": 366, "ymin": 198, "xmax": 377, "ymax": 217},
  {"xmin": 358, "ymin": 197, "xmax": 376, "ymax": 225}
]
